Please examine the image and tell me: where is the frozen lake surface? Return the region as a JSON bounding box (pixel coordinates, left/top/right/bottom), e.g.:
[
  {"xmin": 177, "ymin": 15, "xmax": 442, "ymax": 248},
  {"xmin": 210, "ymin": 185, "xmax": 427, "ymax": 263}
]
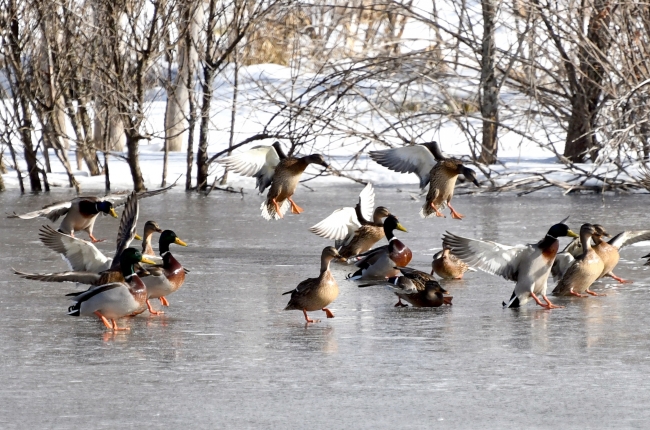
[{"xmin": 2, "ymin": 186, "xmax": 650, "ymax": 429}]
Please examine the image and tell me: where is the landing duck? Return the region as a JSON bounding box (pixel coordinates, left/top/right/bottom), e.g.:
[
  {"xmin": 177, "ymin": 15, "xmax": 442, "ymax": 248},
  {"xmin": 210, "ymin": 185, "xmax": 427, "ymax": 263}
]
[
  {"xmin": 443, "ymin": 222, "xmax": 578, "ymax": 309},
  {"xmin": 309, "ymin": 183, "xmax": 391, "ymax": 258},
  {"xmin": 369, "ymin": 141, "xmax": 480, "ymax": 219}
]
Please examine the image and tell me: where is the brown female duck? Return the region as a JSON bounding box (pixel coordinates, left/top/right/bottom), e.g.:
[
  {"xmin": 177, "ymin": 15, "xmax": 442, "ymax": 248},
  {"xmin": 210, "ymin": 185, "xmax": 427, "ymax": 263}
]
[
  {"xmin": 141, "ymin": 221, "xmax": 163, "ymax": 256},
  {"xmin": 553, "ymin": 224, "xmax": 605, "ymax": 297},
  {"xmin": 369, "ymin": 141, "xmax": 480, "ymax": 219},
  {"xmin": 431, "ymin": 245, "xmax": 472, "ymax": 279},
  {"xmin": 359, "ymin": 266, "xmax": 452, "ymax": 307},
  {"xmin": 309, "ymin": 183, "xmax": 391, "ymax": 258},
  {"xmin": 348, "ymin": 215, "xmax": 411, "ymax": 280},
  {"xmin": 283, "ymin": 247, "xmax": 345, "ymax": 323}
]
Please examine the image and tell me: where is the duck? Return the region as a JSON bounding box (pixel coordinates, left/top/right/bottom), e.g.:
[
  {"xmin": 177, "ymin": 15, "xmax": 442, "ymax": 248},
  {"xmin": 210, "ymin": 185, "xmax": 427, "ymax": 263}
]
[
  {"xmin": 443, "ymin": 222, "xmax": 578, "ymax": 309},
  {"xmin": 14, "ymin": 192, "xmax": 161, "ymax": 284},
  {"xmin": 8, "ymin": 184, "xmax": 174, "ymax": 242},
  {"xmin": 309, "ymin": 183, "xmax": 392, "ymax": 258},
  {"xmin": 347, "ymin": 215, "xmax": 411, "ymax": 280},
  {"xmin": 359, "ymin": 266, "xmax": 453, "ymax": 307},
  {"xmin": 283, "ymin": 246, "xmax": 345, "ymax": 323},
  {"xmin": 141, "ymin": 221, "xmax": 163, "ymax": 255},
  {"xmin": 552, "ymin": 224, "xmax": 606, "ymax": 297},
  {"xmin": 66, "ymin": 248, "xmax": 157, "ymax": 331},
  {"xmin": 137, "ymin": 230, "xmax": 188, "ymax": 315},
  {"xmin": 552, "ymin": 224, "xmax": 650, "ymax": 283},
  {"xmin": 369, "ymin": 141, "xmax": 480, "ymax": 219},
  {"xmin": 431, "ymin": 245, "xmax": 473, "ymax": 279},
  {"xmin": 216, "ymin": 141, "xmax": 329, "ymax": 219}
]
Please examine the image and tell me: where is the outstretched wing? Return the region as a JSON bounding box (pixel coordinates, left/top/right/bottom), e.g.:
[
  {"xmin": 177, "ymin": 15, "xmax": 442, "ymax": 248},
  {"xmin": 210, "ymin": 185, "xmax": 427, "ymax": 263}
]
[
  {"xmin": 111, "ymin": 191, "xmax": 139, "ymax": 269},
  {"xmin": 356, "ymin": 182, "xmax": 375, "ymax": 223},
  {"xmin": 14, "ymin": 269, "xmax": 102, "ymax": 285},
  {"xmin": 309, "ymin": 208, "xmax": 360, "ymax": 244},
  {"xmin": 369, "ymin": 145, "xmax": 437, "ymax": 188},
  {"xmin": 442, "ymin": 231, "xmax": 527, "ymax": 281},
  {"xmin": 39, "ymin": 225, "xmax": 111, "ymax": 272},
  {"xmin": 608, "ymin": 230, "xmax": 650, "ymax": 250},
  {"xmin": 218, "ymin": 145, "xmax": 282, "ymax": 192},
  {"xmin": 8, "ymin": 200, "xmax": 72, "ymax": 222}
]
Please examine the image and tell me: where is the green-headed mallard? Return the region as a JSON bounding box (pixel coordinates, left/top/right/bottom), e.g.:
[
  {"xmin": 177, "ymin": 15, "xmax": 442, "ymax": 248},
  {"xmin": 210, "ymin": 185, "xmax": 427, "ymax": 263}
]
[
  {"xmin": 137, "ymin": 230, "xmax": 187, "ymax": 315},
  {"xmin": 66, "ymin": 247, "xmax": 157, "ymax": 331},
  {"xmin": 217, "ymin": 141, "xmax": 328, "ymax": 219},
  {"xmin": 8, "ymin": 185, "xmax": 174, "ymax": 242},
  {"xmin": 360, "ymin": 266, "xmax": 452, "ymax": 307},
  {"xmin": 552, "ymin": 224, "xmax": 605, "ymax": 297},
  {"xmin": 283, "ymin": 246, "xmax": 345, "ymax": 323},
  {"xmin": 443, "ymin": 222, "xmax": 578, "ymax": 309},
  {"xmin": 431, "ymin": 245, "xmax": 473, "ymax": 279},
  {"xmin": 348, "ymin": 215, "xmax": 411, "ymax": 280},
  {"xmin": 309, "ymin": 183, "xmax": 391, "ymax": 259},
  {"xmin": 14, "ymin": 192, "xmax": 161, "ymax": 285},
  {"xmin": 369, "ymin": 141, "xmax": 480, "ymax": 219}
]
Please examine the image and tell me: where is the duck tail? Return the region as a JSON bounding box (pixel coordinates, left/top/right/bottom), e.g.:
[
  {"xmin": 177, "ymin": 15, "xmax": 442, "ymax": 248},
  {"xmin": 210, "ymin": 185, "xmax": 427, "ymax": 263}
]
[
  {"xmin": 260, "ymin": 199, "xmax": 290, "ymax": 220},
  {"xmin": 419, "ymin": 204, "xmax": 435, "ymax": 218},
  {"xmin": 502, "ymin": 290, "xmax": 520, "ymax": 308},
  {"xmin": 346, "ymin": 268, "xmax": 363, "ymax": 280},
  {"xmin": 67, "ymin": 303, "xmax": 81, "ymax": 316}
]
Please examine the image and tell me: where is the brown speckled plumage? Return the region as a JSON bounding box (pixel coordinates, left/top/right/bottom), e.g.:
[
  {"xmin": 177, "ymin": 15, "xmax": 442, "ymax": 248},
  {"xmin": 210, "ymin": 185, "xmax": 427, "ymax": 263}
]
[
  {"xmin": 431, "ymin": 247, "xmax": 470, "ymax": 279},
  {"xmin": 553, "ymin": 224, "xmax": 605, "ymax": 297}
]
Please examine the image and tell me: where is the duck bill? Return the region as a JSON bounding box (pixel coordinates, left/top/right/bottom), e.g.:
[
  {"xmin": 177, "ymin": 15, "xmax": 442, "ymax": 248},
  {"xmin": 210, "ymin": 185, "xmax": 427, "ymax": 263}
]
[
  {"xmin": 140, "ymin": 256, "xmax": 158, "ymax": 265},
  {"xmin": 110, "ymin": 208, "xmax": 119, "ymax": 218},
  {"xmin": 133, "ymin": 233, "xmax": 143, "ymax": 241},
  {"xmin": 175, "ymin": 237, "xmax": 188, "ymax": 247},
  {"xmin": 396, "ymin": 223, "xmax": 408, "ymax": 233},
  {"xmin": 567, "ymin": 230, "xmax": 579, "ymax": 238}
]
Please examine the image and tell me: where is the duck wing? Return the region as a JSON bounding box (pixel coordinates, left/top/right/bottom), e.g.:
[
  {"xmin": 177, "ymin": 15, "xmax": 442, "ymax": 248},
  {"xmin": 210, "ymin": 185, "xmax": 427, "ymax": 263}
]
[
  {"xmin": 218, "ymin": 145, "xmax": 282, "ymax": 193},
  {"xmin": 102, "ymin": 182, "xmax": 176, "ymax": 207},
  {"xmin": 8, "ymin": 200, "xmax": 72, "ymax": 222},
  {"xmin": 442, "ymin": 232, "xmax": 528, "ymax": 281},
  {"xmin": 396, "ymin": 266, "xmax": 435, "ymax": 283},
  {"xmin": 355, "ymin": 183, "xmax": 375, "ymax": 223},
  {"xmin": 111, "ymin": 191, "xmax": 139, "ymax": 269},
  {"xmin": 39, "ymin": 225, "xmax": 111, "ymax": 272},
  {"xmin": 608, "ymin": 230, "xmax": 650, "ymax": 250},
  {"xmin": 369, "ymin": 145, "xmax": 437, "ymax": 188},
  {"xmin": 13, "ymin": 269, "xmax": 103, "ymax": 285},
  {"xmin": 309, "ymin": 208, "xmax": 360, "ymax": 245}
]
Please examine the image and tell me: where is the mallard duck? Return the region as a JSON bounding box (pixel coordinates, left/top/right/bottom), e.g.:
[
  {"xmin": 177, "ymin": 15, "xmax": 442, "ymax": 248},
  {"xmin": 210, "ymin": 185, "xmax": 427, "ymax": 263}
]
[
  {"xmin": 216, "ymin": 141, "xmax": 328, "ymax": 219},
  {"xmin": 309, "ymin": 183, "xmax": 391, "ymax": 259},
  {"xmin": 347, "ymin": 215, "xmax": 411, "ymax": 280},
  {"xmin": 8, "ymin": 185, "xmax": 174, "ymax": 242},
  {"xmin": 359, "ymin": 266, "xmax": 453, "ymax": 307},
  {"xmin": 137, "ymin": 230, "xmax": 187, "ymax": 315},
  {"xmin": 552, "ymin": 225, "xmax": 650, "ymax": 283},
  {"xmin": 283, "ymin": 246, "xmax": 345, "ymax": 323},
  {"xmin": 14, "ymin": 192, "xmax": 161, "ymax": 284},
  {"xmin": 66, "ymin": 248, "xmax": 157, "ymax": 331},
  {"xmin": 552, "ymin": 224, "xmax": 605, "ymax": 297},
  {"xmin": 443, "ymin": 222, "xmax": 578, "ymax": 309},
  {"xmin": 141, "ymin": 221, "xmax": 163, "ymax": 255},
  {"xmin": 431, "ymin": 245, "xmax": 473, "ymax": 279},
  {"xmin": 369, "ymin": 141, "xmax": 480, "ymax": 219}
]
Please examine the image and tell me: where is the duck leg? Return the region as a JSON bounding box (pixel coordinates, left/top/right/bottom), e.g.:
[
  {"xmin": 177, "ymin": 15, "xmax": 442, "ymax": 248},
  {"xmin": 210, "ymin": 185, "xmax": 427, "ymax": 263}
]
[
  {"xmin": 302, "ymin": 309, "xmax": 319, "ymax": 323},
  {"xmin": 88, "ymin": 233, "xmax": 105, "ymax": 243},
  {"xmin": 429, "ymin": 202, "xmax": 445, "ymax": 218},
  {"xmin": 542, "ymin": 295, "xmax": 564, "ymax": 309},
  {"xmin": 447, "ymin": 202, "xmax": 464, "ymax": 220},
  {"xmin": 322, "ymin": 308, "xmax": 335, "ymax": 318},
  {"xmin": 111, "ymin": 319, "xmax": 130, "ymax": 331},
  {"xmin": 394, "ymin": 297, "xmax": 408, "ymax": 307},
  {"xmin": 272, "ymin": 198, "xmax": 284, "ymax": 219},
  {"xmin": 94, "ymin": 311, "xmax": 113, "ymax": 329},
  {"xmin": 586, "ymin": 289, "xmax": 607, "ymax": 297},
  {"xmin": 607, "ymin": 272, "xmax": 632, "ymax": 284},
  {"xmin": 146, "ymin": 299, "xmax": 164, "ymax": 315},
  {"xmin": 159, "ymin": 296, "xmax": 170, "ymax": 307},
  {"xmin": 569, "ymin": 289, "xmax": 586, "ymax": 298},
  {"xmin": 288, "ymin": 197, "xmax": 304, "ymax": 214}
]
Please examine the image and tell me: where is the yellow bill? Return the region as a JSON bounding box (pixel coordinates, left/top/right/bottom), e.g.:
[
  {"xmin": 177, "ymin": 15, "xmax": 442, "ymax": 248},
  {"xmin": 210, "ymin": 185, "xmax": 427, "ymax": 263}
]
[
  {"xmin": 396, "ymin": 222, "xmax": 408, "ymax": 233},
  {"xmin": 140, "ymin": 256, "xmax": 158, "ymax": 265},
  {"xmin": 109, "ymin": 208, "xmax": 119, "ymax": 218},
  {"xmin": 133, "ymin": 234, "xmax": 143, "ymax": 241},
  {"xmin": 175, "ymin": 237, "xmax": 188, "ymax": 246},
  {"xmin": 567, "ymin": 230, "xmax": 579, "ymax": 238}
]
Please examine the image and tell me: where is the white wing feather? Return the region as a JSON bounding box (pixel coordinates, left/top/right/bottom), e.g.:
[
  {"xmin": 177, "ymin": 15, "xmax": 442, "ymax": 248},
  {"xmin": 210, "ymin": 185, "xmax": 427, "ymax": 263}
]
[
  {"xmin": 218, "ymin": 146, "xmax": 281, "ymax": 192},
  {"xmin": 309, "ymin": 208, "xmax": 361, "ymax": 242},
  {"xmin": 357, "ymin": 182, "xmax": 375, "ymax": 222}
]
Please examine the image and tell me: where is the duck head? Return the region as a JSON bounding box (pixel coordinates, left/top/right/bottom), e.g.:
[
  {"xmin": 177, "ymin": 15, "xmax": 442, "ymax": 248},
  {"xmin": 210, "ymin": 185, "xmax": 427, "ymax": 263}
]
[
  {"xmin": 383, "ymin": 215, "xmax": 407, "ymax": 237},
  {"xmin": 97, "ymin": 201, "xmax": 118, "ymax": 218},
  {"xmin": 304, "ymin": 154, "xmax": 329, "ymax": 168},
  {"xmin": 120, "ymin": 247, "xmax": 158, "ymax": 276},
  {"xmin": 459, "ymin": 165, "xmax": 481, "ymax": 187},
  {"xmin": 546, "ymin": 223, "xmax": 579, "ymax": 239},
  {"xmin": 424, "ymin": 280, "xmax": 448, "ymax": 300}
]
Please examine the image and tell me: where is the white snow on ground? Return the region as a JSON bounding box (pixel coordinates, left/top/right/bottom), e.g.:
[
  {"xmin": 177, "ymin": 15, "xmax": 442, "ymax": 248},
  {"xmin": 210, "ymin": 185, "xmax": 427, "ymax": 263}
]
[{"xmin": 0, "ymin": 63, "xmax": 643, "ymax": 192}]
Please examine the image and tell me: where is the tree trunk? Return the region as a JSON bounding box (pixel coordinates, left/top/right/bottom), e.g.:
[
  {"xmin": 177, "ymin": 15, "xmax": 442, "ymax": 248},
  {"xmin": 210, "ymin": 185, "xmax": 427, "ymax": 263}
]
[
  {"xmin": 479, "ymin": 0, "xmax": 499, "ymax": 165},
  {"xmin": 563, "ymin": 0, "xmax": 613, "ymax": 162},
  {"xmin": 126, "ymin": 133, "xmax": 146, "ymax": 191}
]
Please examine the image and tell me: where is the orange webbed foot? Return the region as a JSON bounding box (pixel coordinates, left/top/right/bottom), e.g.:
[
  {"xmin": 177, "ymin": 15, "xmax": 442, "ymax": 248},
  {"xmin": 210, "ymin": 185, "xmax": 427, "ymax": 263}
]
[
  {"xmin": 146, "ymin": 299, "xmax": 164, "ymax": 315},
  {"xmin": 289, "ymin": 198, "xmax": 304, "ymax": 214},
  {"xmin": 302, "ymin": 309, "xmax": 319, "ymax": 323},
  {"xmin": 160, "ymin": 296, "xmax": 170, "ymax": 307},
  {"xmin": 322, "ymin": 308, "xmax": 335, "ymax": 318}
]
